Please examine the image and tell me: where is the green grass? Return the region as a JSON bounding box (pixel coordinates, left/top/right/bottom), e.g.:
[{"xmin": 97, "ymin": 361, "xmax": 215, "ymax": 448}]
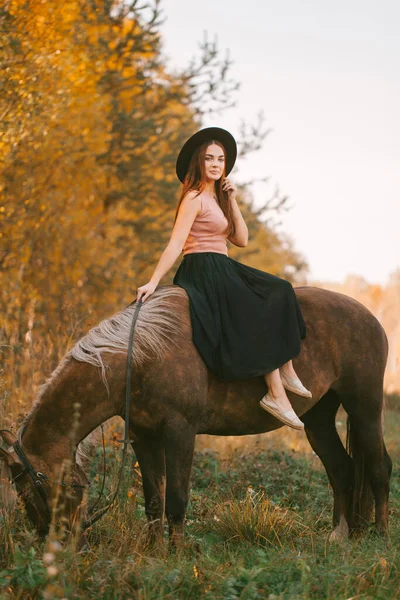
[{"xmin": 1, "ymin": 410, "xmax": 399, "ymax": 599}]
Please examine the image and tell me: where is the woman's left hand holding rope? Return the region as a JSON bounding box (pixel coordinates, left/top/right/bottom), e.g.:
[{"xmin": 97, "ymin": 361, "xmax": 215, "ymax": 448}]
[{"xmin": 137, "ymin": 281, "xmax": 157, "ymax": 303}]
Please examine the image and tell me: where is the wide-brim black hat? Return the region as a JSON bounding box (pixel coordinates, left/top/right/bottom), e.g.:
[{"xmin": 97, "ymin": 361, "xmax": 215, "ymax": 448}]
[{"xmin": 176, "ymin": 127, "xmax": 237, "ymax": 183}]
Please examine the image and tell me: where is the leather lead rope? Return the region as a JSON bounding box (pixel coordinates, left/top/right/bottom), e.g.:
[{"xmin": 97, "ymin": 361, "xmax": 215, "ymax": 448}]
[
  {"xmin": 83, "ymin": 297, "xmax": 142, "ymax": 529},
  {"xmin": 87, "ymin": 424, "xmax": 106, "ymax": 516}
]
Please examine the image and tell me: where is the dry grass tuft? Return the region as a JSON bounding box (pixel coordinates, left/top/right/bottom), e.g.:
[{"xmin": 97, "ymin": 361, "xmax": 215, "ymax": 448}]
[{"xmin": 214, "ymin": 489, "xmax": 309, "ymax": 548}]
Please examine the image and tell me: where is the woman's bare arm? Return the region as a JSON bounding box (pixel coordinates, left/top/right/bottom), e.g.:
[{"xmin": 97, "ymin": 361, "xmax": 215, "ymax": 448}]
[
  {"xmin": 227, "ymin": 197, "xmax": 248, "ymax": 247},
  {"xmin": 137, "ymin": 191, "xmax": 201, "ymax": 301}
]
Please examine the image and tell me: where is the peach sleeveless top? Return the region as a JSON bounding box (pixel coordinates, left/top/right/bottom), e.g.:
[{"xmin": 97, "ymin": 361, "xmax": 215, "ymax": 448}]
[{"xmin": 183, "ymin": 191, "xmax": 229, "ymax": 256}]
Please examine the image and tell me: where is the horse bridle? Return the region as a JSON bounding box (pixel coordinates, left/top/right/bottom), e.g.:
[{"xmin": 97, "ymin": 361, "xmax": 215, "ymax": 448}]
[
  {"xmin": 10, "ymin": 440, "xmax": 86, "ymax": 517},
  {"xmin": 7, "ymin": 298, "xmax": 142, "ymax": 531},
  {"xmin": 11, "ymin": 440, "xmax": 53, "ymax": 509}
]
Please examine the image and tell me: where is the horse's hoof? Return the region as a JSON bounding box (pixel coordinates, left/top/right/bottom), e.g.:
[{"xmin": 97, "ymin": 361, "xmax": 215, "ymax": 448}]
[
  {"xmin": 329, "ymin": 517, "xmax": 349, "ymax": 543},
  {"xmin": 329, "ymin": 530, "xmax": 347, "ymax": 543}
]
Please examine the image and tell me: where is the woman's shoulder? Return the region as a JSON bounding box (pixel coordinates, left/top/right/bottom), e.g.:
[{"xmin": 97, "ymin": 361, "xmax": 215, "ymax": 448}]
[
  {"xmin": 182, "ymin": 189, "xmax": 201, "ymax": 201},
  {"xmin": 181, "ymin": 189, "xmax": 204, "ymax": 212}
]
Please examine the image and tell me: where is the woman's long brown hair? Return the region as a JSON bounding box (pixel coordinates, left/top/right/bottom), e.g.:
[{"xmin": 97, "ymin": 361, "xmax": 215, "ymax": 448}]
[{"xmin": 174, "ymin": 140, "xmax": 236, "ymax": 237}]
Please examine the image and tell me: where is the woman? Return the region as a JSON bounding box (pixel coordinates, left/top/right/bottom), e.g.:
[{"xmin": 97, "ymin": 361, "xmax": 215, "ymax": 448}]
[{"xmin": 137, "ymin": 127, "xmax": 311, "ymax": 429}]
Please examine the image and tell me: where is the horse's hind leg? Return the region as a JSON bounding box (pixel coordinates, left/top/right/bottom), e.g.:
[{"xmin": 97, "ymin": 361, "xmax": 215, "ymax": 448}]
[
  {"xmin": 163, "ymin": 420, "xmax": 196, "ymax": 549},
  {"xmin": 341, "ymin": 389, "xmax": 392, "ymax": 536},
  {"xmin": 131, "ymin": 432, "xmax": 166, "ymax": 545},
  {"xmin": 302, "ymin": 390, "xmax": 354, "ymax": 541}
]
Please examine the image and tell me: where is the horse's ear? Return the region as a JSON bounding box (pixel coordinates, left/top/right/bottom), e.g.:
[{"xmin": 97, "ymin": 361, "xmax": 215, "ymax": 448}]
[
  {"xmin": 0, "ymin": 431, "xmax": 20, "ymax": 466},
  {"xmin": 0, "ymin": 430, "xmax": 17, "ymax": 446}
]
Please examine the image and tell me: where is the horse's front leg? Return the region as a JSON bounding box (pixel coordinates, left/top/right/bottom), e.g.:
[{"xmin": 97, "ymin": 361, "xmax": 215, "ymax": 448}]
[
  {"xmin": 132, "ymin": 433, "xmax": 166, "ymax": 546},
  {"xmin": 163, "ymin": 422, "xmax": 196, "ymax": 550}
]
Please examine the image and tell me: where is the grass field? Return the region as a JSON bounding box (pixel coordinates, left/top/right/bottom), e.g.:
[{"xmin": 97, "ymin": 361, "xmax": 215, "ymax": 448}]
[{"xmin": 0, "ymin": 403, "xmax": 399, "ymax": 599}]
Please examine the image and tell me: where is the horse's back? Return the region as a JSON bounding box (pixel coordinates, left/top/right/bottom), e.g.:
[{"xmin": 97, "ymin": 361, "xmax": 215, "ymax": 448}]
[
  {"xmin": 294, "ymin": 286, "xmax": 388, "ymax": 393},
  {"xmin": 295, "ymin": 286, "xmax": 387, "ymax": 350},
  {"xmin": 167, "ymin": 283, "xmax": 388, "ymax": 366}
]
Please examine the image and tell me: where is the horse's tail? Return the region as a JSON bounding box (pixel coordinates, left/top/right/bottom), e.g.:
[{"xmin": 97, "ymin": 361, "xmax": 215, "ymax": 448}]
[{"xmin": 346, "ymin": 418, "xmax": 374, "ymax": 530}]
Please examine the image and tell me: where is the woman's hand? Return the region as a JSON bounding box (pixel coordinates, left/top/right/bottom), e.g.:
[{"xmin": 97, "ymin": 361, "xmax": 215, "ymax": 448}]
[
  {"xmin": 137, "ymin": 281, "xmax": 157, "ymax": 303},
  {"xmin": 222, "ymin": 177, "xmax": 237, "ymax": 200}
]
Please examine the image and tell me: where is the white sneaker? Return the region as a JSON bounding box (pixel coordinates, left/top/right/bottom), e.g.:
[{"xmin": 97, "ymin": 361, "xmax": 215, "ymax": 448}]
[
  {"xmin": 280, "ymin": 372, "xmax": 312, "ymax": 398},
  {"xmin": 260, "ymin": 393, "xmax": 304, "ymax": 430}
]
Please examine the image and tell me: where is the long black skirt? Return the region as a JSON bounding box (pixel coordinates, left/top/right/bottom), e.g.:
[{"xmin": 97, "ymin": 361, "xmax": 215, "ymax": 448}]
[{"xmin": 173, "ymin": 251, "xmax": 306, "ymax": 381}]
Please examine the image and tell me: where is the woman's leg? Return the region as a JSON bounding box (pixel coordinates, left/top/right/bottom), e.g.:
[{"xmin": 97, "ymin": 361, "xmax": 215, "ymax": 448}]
[
  {"xmin": 279, "ymin": 359, "xmax": 298, "ymax": 379},
  {"xmin": 260, "ymin": 369, "xmax": 304, "ymax": 430},
  {"xmin": 264, "ymin": 369, "xmax": 291, "ymax": 405},
  {"xmin": 279, "ymin": 359, "xmax": 312, "ymax": 398}
]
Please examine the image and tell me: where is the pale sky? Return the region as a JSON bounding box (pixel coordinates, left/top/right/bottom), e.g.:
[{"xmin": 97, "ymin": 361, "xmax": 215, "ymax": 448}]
[{"xmin": 160, "ymin": 0, "xmax": 400, "ymax": 285}]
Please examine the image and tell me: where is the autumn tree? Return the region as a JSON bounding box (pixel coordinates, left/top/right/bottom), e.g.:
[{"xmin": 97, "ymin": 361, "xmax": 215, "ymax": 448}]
[{"xmin": 0, "ymin": 0, "xmax": 307, "ymax": 365}]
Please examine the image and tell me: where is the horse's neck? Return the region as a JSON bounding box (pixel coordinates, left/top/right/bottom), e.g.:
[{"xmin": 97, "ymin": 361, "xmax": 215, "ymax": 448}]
[{"xmin": 21, "ymin": 358, "xmax": 118, "ymax": 466}]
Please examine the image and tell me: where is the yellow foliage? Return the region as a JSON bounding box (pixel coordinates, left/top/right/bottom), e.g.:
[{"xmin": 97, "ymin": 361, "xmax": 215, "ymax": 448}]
[{"xmin": 0, "ymin": 0, "xmax": 306, "ymax": 413}]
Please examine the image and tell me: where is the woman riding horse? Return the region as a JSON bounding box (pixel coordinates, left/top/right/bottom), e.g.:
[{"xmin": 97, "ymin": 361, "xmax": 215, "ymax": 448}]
[{"xmin": 137, "ymin": 127, "xmax": 311, "ymax": 429}]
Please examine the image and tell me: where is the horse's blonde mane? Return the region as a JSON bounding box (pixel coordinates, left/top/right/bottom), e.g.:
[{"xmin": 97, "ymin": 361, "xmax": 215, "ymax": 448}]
[
  {"xmin": 18, "ymin": 286, "xmax": 188, "ymax": 442},
  {"xmin": 71, "ymin": 286, "xmax": 187, "ymax": 391}
]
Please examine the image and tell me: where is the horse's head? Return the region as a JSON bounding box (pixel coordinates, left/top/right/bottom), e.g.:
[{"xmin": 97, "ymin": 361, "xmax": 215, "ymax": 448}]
[{"xmin": 0, "ymin": 430, "xmax": 88, "ymax": 538}]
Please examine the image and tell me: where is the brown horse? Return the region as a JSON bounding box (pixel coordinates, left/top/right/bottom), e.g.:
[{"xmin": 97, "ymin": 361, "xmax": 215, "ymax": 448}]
[{"xmin": 0, "ymin": 285, "xmax": 392, "ymax": 545}]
